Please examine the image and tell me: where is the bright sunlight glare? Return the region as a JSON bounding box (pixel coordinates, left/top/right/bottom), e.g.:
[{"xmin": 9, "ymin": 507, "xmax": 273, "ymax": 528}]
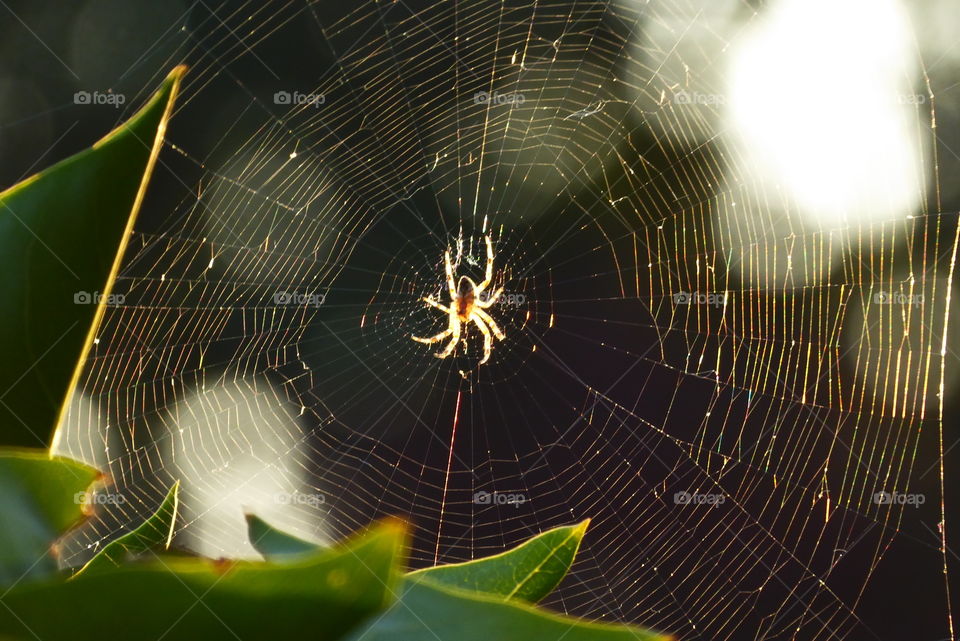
[{"xmin": 727, "ymin": 0, "xmax": 925, "ymax": 227}]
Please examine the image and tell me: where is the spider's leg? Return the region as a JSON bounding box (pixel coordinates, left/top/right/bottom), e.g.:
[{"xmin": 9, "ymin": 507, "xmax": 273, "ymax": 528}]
[
  {"xmin": 411, "ymin": 328, "xmax": 451, "ymax": 344},
  {"xmin": 472, "ymin": 314, "xmax": 493, "ymax": 364},
  {"xmin": 436, "ymin": 314, "xmax": 461, "ymax": 359},
  {"xmin": 444, "ymin": 250, "xmax": 457, "ymax": 298},
  {"xmin": 474, "ymin": 308, "xmax": 504, "ymax": 340},
  {"xmin": 476, "ymin": 234, "xmax": 494, "ymax": 292},
  {"xmin": 476, "ymin": 287, "xmax": 502, "ymax": 308},
  {"xmin": 412, "ymin": 298, "xmax": 455, "ymax": 344},
  {"xmin": 423, "ymin": 296, "xmax": 451, "ymax": 313}
]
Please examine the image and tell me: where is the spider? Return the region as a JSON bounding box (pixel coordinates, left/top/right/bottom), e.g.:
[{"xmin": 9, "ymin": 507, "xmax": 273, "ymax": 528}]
[{"xmin": 412, "ymin": 235, "xmax": 505, "ymax": 364}]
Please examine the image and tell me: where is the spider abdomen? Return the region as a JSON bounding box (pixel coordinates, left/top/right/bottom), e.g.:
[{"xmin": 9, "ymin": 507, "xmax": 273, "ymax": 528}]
[
  {"xmin": 456, "ymin": 292, "xmax": 475, "ymax": 321},
  {"xmin": 456, "ymin": 276, "xmax": 477, "ymax": 321}
]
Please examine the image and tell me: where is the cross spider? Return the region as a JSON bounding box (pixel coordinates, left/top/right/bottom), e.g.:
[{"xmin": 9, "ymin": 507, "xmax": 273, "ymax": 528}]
[{"xmin": 412, "ymin": 235, "xmax": 505, "ymax": 364}]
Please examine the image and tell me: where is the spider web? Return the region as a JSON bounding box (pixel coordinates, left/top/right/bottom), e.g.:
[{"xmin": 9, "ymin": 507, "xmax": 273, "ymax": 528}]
[{"xmin": 49, "ymin": 1, "xmax": 959, "ymax": 639}]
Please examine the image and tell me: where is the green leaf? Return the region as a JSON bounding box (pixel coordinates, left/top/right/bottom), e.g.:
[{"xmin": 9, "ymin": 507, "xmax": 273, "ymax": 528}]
[
  {"xmin": 76, "ymin": 481, "xmax": 180, "ymax": 574},
  {"xmin": 0, "ymin": 450, "xmax": 97, "ymax": 587},
  {"xmin": 344, "ymin": 577, "xmax": 672, "ymax": 641},
  {"xmin": 245, "ymin": 517, "xmax": 588, "ymax": 598},
  {"xmin": 246, "ymin": 513, "xmax": 323, "ymax": 561},
  {"xmin": 411, "ymin": 519, "xmax": 589, "ymax": 603},
  {"xmin": 0, "ymin": 520, "xmax": 407, "ymax": 641},
  {"xmin": 0, "ymin": 66, "xmax": 185, "ymax": 449}
]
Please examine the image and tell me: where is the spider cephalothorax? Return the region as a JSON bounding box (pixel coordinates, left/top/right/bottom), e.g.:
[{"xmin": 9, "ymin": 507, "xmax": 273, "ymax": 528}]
[{"xmin": 412, "ymin": 235, "xmax": 505, "ymax": 364}]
